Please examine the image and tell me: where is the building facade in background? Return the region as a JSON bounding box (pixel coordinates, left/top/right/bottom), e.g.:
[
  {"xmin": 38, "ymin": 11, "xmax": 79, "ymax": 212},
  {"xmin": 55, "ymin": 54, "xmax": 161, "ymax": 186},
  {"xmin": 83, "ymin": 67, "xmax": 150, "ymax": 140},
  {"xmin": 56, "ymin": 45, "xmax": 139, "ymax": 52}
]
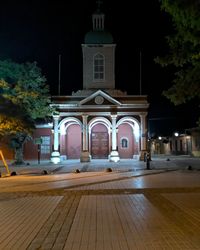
[{"xmin": 150, "ymin": 128, "xmax": 200, "ymax": 157}]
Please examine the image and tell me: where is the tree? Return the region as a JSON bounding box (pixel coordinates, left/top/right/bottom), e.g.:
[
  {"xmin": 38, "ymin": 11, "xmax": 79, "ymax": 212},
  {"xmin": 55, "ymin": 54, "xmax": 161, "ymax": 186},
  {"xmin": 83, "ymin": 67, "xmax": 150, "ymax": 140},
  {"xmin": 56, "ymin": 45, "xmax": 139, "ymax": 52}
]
[
  {"xmin": 155, "ymin": 0, "xmax": 200, "ymax": 124},
  {"xmin": 0, "ymin": 95, "xmax": 33, "ymax": 133},
  {"xmin": 0, "ymin": 60, "xmax": 52, "ymax": 164}
]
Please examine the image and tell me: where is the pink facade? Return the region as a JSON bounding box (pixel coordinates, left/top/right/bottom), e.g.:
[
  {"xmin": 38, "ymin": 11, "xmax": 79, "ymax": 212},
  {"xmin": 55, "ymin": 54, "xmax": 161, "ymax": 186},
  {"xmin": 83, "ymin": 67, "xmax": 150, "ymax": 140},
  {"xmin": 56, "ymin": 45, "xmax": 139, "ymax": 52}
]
[
  {"xmin": 23, "ymin": 116, "xmax": 143, "ymax": 162},
  {"xmin": 65, "ymin": 124, "xmax": 81, "ymax": 159},
  {"xmin": 24, "ymin": 128, "xmax": 52, "ymax": 160},
  {"xmin": 118, "ymin": 124, "xmax": 134, "ymax": 158}
]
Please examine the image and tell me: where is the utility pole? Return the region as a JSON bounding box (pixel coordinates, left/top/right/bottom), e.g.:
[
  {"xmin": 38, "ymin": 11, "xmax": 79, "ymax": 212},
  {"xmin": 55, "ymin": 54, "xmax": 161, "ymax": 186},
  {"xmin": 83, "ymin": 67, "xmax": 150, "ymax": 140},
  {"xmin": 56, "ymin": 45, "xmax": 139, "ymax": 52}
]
[
  {"xmin": 139, "ymin": 50, "xmax": 142, "ymax": 95},
  {"xmin": 58, "ymin": 54, "xmax": 61, "ymax": 95}
]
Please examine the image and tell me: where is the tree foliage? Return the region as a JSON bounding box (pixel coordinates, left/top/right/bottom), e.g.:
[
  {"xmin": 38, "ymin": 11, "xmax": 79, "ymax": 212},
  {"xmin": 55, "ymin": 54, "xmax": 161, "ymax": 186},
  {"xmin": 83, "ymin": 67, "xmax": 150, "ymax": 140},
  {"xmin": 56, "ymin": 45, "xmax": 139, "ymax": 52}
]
[
  {"xmin": 0, "ymin": 59, "xmax": 52, "ymax": 163},
  {"xmin": 0, "ymin": 60, "xmax": 52, "ymax": 120},
  {"xmin": 155, "ymin": 0, "xmax": 200, "ymax": 113},
  {"xmin": 0, "ymin": 115, "xmax": 32, "ymax": 137}
]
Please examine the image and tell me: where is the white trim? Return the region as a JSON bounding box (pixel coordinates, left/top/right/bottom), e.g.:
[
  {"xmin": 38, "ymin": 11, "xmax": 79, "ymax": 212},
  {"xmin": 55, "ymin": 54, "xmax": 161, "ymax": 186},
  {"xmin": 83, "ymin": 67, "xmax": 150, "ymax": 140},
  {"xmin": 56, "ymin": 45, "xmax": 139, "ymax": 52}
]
[
  {"xmin": 117, "ymin": 116, "xmax": 140, "ymax": 142},
  {"xmin": 51, "ymin": 104, "xmax": 149, "ymax": 109},
  {"xmin": 116, "ymin": 116, "xmax": 140, "ymax": 128},
  {"xmin": 79, "ymin": 90, "xmax": 122, "ymax": 106},
  {"xmin": 58, "ymin": 117, "xmax": 82, "ymax": 129},
  {"xmin": 88, "ymin": 117, "xmax": 111, "ymax": 131},
  {"xmin": 36, "ymin": 124, "xmax": 53, "ymax": 129},
  {"xmin": 58, "ymin": 112, "xmax": 147, "ymax": 116}
]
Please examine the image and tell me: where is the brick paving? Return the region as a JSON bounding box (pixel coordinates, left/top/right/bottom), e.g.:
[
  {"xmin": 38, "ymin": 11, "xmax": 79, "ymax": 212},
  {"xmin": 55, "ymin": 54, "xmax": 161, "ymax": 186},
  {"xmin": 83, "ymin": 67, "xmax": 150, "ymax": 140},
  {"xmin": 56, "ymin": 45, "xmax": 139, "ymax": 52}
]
[
  {"xmin": 0, "ymin": 157, "xmax": 200, "ymax": 249},
  {"xmin": 0, "ymin": 196, "xmax": 62, "ymax": 249}
]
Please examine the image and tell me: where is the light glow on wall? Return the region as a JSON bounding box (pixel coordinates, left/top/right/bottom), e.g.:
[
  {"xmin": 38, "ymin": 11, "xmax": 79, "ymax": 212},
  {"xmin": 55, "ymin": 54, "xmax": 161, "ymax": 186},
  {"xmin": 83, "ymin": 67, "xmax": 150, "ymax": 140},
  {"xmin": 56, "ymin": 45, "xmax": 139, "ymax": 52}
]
[
  {"xmin": 60, "ymin": 123, "xmax": 66, "ymax": 135},
  {"xmin": 134, "ymin": 124, "xmax": 140, "ymax": 141}
]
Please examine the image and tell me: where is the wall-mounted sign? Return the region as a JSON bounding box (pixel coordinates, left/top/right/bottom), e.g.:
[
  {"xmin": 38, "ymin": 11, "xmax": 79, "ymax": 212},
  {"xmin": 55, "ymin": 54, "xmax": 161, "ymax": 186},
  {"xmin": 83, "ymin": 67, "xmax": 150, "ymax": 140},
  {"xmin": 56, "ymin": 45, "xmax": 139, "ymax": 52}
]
[{"xmin": 34, "ymin": 138, "xmax": 43, "ymax": 145}]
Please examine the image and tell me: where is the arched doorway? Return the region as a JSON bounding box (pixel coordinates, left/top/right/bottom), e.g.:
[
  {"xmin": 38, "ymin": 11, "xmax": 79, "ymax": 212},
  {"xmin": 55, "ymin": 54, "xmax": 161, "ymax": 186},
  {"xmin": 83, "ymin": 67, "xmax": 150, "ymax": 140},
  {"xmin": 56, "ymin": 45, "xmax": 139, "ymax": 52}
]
[
  {"xmin": 66, "ymin": 124, "xmax": 81, "ymax": 159},
  {"xmin": 91, "ymin": 123, "xmax": 109, "ymax": 159},
  {"xmin": 59, "ymin": 118, "xmax": 82, "ymax": 159},
  {"xmin": 118, "ymin": 123, "xmax": 134, "ymax": 158},
  {"xmin": 117, "ymin": 117, "xmax": 140, "ymax": 159}
]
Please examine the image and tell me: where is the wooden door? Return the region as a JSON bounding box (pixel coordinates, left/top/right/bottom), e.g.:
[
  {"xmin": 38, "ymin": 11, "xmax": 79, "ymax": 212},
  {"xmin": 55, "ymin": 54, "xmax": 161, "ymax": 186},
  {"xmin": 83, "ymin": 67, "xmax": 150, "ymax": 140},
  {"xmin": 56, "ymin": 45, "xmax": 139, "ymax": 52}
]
[{"xmin": 91, "ymin": 132, "xmax": 108, "ymax": 159}]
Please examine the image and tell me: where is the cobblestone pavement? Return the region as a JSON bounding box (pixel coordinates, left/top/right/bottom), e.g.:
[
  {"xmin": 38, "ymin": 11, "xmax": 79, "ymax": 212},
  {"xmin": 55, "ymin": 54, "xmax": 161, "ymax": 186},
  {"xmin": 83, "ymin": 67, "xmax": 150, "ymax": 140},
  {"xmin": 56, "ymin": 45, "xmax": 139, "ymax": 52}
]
[{"xmin": 0, "ymin": 156, "xmax": 200, "ymax": 249}]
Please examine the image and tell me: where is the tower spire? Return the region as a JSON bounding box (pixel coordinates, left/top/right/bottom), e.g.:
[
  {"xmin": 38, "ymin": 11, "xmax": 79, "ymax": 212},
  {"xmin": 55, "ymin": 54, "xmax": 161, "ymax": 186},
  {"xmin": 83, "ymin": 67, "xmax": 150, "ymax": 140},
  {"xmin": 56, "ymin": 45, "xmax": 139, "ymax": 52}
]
[
  {"xmin": 93, "ymin": 0, "xmax": 104, "ymax": 30},
  {"xmin": 96, "ymin": 0, "xmax": 103, "ymax": 12}
]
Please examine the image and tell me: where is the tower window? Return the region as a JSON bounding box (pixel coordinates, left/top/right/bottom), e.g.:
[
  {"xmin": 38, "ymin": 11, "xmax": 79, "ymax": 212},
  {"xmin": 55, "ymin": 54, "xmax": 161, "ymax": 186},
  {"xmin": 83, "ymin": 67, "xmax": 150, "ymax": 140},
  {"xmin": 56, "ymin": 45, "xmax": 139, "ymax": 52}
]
[{"xmin": 93, "ymin": 54, "xmax": 104, "ymax": 80}]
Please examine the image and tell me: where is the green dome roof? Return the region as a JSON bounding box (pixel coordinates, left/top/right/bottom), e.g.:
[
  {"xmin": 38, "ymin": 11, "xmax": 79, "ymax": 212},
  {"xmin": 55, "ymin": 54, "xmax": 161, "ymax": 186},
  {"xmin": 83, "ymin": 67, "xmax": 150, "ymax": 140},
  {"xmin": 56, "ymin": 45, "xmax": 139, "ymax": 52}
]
[{"xmin": 84, "ymin": 30, "xmax": 113, "ymax": 44}]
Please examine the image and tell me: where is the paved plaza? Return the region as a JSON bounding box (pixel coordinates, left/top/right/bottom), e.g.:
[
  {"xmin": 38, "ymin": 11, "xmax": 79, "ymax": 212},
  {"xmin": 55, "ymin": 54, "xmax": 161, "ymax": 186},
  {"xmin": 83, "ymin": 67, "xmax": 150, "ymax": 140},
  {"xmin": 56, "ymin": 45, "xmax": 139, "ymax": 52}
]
[{"xmin": 0, "ymin": 156, "xmax": 200, "ymax": 249}]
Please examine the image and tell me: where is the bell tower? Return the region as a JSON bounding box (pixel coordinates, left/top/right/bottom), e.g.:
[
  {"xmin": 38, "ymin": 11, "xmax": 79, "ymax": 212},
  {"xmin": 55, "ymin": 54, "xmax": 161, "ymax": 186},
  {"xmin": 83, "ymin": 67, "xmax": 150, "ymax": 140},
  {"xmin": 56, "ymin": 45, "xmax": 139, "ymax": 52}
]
[{"xmin": 82, "ymin": 1, "xmax": 116, "ymax": 90}]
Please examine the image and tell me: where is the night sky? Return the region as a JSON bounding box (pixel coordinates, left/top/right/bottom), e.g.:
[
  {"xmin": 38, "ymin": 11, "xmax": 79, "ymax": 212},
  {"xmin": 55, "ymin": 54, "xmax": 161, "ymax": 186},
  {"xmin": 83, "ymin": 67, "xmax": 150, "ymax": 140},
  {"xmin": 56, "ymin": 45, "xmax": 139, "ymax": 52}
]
[{"xmin": 0, "ymin": 0, "xmax": 199, "ymax": 136}]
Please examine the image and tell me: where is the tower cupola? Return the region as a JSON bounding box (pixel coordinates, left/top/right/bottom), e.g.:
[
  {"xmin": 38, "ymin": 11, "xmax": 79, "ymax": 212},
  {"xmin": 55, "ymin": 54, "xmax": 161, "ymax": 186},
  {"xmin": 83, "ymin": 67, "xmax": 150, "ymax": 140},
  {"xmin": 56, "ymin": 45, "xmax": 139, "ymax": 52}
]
[{"xmin": 82, "ymin": 1, "xmax": 116, "ymax": 90}]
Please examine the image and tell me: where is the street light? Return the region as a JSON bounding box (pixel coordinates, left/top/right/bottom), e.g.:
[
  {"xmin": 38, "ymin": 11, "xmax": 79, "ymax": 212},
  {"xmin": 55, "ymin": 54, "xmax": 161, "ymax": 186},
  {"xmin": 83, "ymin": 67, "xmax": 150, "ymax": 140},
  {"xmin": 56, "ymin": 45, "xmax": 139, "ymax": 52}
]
[{"xmin": 174, "ymin": 132, "xmax": 179, "ymax": 137}]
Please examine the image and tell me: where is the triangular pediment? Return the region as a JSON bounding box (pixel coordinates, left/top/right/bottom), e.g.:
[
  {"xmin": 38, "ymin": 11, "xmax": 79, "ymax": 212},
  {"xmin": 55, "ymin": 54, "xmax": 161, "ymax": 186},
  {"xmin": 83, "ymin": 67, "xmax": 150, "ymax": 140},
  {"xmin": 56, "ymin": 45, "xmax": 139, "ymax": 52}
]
[{"xmin": 79, "ymin": 90, "xmax": 121, "ymax": 106}]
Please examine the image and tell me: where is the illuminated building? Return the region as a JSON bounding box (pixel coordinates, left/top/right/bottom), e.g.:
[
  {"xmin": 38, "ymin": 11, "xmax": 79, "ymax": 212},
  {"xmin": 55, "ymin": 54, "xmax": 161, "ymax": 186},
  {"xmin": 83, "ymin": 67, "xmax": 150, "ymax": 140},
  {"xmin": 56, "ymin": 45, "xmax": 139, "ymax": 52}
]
[{"xmin": 24, "ymin": 3, "xmax": 149, "ymax": 163}]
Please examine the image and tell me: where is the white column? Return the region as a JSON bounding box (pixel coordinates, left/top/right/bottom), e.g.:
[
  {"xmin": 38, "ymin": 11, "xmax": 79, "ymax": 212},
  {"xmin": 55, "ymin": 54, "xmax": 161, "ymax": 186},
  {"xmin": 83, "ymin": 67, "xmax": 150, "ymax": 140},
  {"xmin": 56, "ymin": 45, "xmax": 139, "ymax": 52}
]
[
  {"xmin": 51, "ymin": 115, "xmax": 61, "ymax": 164},
  {"xmin": 109, "ymin": 115, "xmax": 120, "ymax": 162},
  {"xmin": 132, "ymin": 131, "xmax": 139, "ymax": 159},
  {"xmin": 82, "ymin": 115, "xmax": 88, "ymax": 151},
  {"xmin": 139, "ymin": 113, "xmax": 147, "ymax": 160},
  {"xmin": 53, "ymin": 115, "xmax": 59, "ymax": 151},
  {"xmin": 111, "ymin": 115, "xmax": 117, "ymax": 150},
  {"xmin": 80, "ymin": 115, "xmax": 91, "ymax": 162}
]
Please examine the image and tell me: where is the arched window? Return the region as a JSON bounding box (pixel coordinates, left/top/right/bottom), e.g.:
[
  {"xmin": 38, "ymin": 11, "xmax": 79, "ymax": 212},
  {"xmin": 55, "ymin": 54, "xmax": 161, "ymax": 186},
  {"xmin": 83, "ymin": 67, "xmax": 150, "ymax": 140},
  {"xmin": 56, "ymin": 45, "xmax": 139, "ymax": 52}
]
[
  {"xmin": 121, "ymin": 138, "xmax": 128, "ymax": 148},
  {"xmin": 93, "ymin": 54, "xmax": 104, "ymax": 80}
]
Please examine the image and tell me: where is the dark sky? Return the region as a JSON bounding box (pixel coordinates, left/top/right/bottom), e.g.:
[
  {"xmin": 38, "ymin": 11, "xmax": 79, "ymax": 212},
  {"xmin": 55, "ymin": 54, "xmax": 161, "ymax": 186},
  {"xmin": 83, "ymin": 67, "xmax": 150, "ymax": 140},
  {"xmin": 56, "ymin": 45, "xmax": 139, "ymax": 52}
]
[{"xmin": 0, "ymin": 0, "xmax": 199, "ymax": 135}]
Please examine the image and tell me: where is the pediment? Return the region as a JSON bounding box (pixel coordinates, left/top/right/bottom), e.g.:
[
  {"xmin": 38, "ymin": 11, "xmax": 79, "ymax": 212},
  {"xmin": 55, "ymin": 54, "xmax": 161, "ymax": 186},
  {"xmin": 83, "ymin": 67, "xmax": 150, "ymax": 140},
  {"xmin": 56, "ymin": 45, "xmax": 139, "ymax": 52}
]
[{"xmin": 79, "ymin": 90, "xmax": 121, "ymax": 106}]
